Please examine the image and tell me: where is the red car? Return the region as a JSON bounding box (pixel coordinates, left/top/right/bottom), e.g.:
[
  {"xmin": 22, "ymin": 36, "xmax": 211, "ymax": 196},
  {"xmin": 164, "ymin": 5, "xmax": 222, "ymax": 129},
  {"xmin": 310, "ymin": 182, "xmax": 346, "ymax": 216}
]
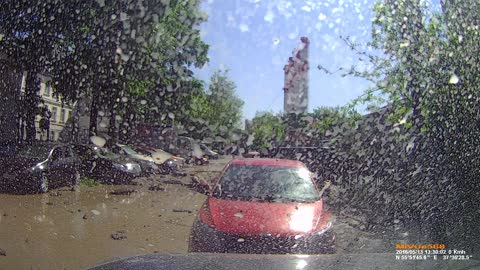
[{"xmin": 188, "ymin": 158, "xmax": 335, "ymax": 254}]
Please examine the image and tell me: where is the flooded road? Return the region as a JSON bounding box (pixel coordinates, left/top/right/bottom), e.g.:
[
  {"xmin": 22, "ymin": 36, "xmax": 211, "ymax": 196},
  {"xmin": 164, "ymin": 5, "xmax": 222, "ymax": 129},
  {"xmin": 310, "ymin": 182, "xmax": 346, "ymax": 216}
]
[
  {"xmin": 0, "ymin": 156, "xmax": 397, "ymax": 270},
  {"xmin": 0, "ymin": 158, "xmax": 228, "ymax": 270}
]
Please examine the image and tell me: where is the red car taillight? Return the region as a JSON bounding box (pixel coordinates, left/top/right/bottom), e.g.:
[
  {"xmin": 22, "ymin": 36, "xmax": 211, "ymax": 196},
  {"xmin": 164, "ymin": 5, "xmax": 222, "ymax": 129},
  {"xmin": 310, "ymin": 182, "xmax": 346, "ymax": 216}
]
[{"xmin": 199, "ymin": 201, "xmax": 215, "ymax": 227}]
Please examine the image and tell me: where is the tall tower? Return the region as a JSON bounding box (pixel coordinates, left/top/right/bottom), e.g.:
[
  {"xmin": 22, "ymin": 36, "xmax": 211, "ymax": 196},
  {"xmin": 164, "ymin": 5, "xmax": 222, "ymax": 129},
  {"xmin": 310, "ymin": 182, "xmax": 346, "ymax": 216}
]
[{"xmin": 283, "ymin": 37, "xmax": 309, "ymax": 114}]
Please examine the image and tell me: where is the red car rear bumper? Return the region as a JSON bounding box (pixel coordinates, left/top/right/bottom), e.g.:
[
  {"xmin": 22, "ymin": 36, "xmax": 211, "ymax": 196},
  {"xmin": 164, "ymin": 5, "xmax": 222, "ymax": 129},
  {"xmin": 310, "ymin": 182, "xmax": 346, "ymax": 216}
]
[{"xmin": 188, "ymin": 218, "xmax": 336, "ymax": 254}]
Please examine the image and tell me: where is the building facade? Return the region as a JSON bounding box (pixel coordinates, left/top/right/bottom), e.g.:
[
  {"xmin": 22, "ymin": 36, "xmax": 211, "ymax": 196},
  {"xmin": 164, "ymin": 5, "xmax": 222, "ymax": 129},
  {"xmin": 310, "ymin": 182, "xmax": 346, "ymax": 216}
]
[{"xmin": 20, "ymin": 73, "xmax": 74, "ymax": 141}]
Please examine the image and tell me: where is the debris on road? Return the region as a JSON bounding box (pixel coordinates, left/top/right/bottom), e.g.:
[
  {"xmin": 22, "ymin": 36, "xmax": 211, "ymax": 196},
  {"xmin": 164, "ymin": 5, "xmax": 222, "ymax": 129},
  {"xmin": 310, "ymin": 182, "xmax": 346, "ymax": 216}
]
[
  {"xmin": 83, "ymin": 214, "xmax": 89, "ymax": 220},
  {"xmin": 109, "ymin": 189, "xmax": 137, "ymax": 195},
  {"xmin": 111, "ymin": 230, "xmax": 128, "ymax": 240},
  {"xmin": 46, "ymin": 202, "xmax": 54, "ymax": 206},
  {"xmin": 0, "ymin": 248, "xmax": 6, "ymax": 256},
  {"xmin": 91, "ymin": 210, "xmax": 100, "ymax": 215},
  {"xmin": 49, "ymin": 191, "xmax": 62, "ymax": 196},
  {"xmin": 190, "ymin": 175, "xmax": 210, "ymax": 188},
  {"xmin": 172, "ymin": 209, "xmax": 193, "ymax": 214},
  {"xmin": 148, "ymin": 185, "xmax": 165, "ymax": 191},
  {"xmin": 162, "ymin": 179, "xmax": 184, "ymax": 185},
  {"xmin": 172, "ymin": 171, "xmax": 187, "ymax": 177}
]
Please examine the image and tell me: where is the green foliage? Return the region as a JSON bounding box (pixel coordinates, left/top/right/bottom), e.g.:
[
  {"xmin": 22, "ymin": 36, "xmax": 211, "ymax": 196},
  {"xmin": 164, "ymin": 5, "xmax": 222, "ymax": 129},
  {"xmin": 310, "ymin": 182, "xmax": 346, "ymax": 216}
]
[
  {"xmin": 311, "ymin": 106, "xmax": 361, "ymax": 133},
  {"xmin": 248, "ymin": 111, "xmax": 285, "ymax": 151},
  {"xmin": 316, "ymin": 0, "xmax": 480, "ymax": 249},
  {"xmin": 0, "ymin": 0, "xmax": 211, "ymax": 142},
  {"xmin": 171, "ymin": 70, "xmax": 245, "ymax": 141},
  {"xmin": 116, "ymin": 0, "xmax": 210, "ymax": 139},
  {"xmin": 205, "ymin": 70, "xmax": 245, "ymax": 138},
  {"xmin": 128, "ymin": 80, "xmax": 154, "ymax": 97},
  {"xmin": 79, "ymin": 177, "xmax": 101, "ymax": 187}
]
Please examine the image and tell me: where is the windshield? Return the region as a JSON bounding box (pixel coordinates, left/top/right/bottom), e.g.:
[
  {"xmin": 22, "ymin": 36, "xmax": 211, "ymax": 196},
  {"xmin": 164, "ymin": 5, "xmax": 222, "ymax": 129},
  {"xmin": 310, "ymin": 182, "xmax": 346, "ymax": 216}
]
[
  {"xmin": 17, "ymin": 146, "xmax": 52, "ymax": 160},
  {"xmin": 1, "ymin": 0, "xmax": 479, "ymax": 269},
  {"xmin": 213, "ymin": 165, "xmax": 320, "ymax": 202}
]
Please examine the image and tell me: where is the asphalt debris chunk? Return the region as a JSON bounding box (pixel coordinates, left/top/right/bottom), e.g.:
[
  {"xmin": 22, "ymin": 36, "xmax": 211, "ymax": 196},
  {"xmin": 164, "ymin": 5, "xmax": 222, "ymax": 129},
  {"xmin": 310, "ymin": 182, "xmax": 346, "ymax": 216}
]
[
  {"xmin": 109, "ymin": 189, "xmax": 137, "ymax": 195},
  {"xmin": 162, "ymin": 180, "xmax": 184, "ymax": 185},
  {"xmin": 172, "ymin": 209, "xmax": 193, "ymax": 214},
  {"xmin": 111, "ymin": 230, "xmax": 128, "ymax": 240},
  {"xmin": 148, "ymin": 185, "xmax": 165, "ymax": 191}
]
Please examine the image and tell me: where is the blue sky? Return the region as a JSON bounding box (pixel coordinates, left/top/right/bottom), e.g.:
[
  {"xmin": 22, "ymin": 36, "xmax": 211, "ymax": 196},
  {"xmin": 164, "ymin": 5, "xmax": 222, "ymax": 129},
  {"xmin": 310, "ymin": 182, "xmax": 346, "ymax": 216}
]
[{"xmin": 194, "ymin": 0, "xmax": 377, "ymax": 120}]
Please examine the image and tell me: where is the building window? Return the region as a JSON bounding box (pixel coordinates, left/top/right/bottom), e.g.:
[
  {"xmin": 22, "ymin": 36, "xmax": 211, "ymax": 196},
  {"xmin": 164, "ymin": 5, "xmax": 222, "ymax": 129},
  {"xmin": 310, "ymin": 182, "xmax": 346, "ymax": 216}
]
[
  {"xmin": 51, "ymin": 107, "xmax": 58, "ymax": 123},
  {"xmin": 44, "ymin": 82, "xmax": 51, "ymax": 97},
  {"xmin": 61, "ymin": 109, "xmax": 66, "ymax": 123}
]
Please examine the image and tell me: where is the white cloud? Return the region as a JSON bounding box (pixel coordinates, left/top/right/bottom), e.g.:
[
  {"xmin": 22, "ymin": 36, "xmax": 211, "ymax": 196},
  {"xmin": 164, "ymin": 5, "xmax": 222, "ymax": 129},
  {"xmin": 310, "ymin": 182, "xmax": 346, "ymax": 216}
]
[
  {"xmin": 264, "ymin": 9, "xmax": 275, "ymax": 23},
  {"xmin": 239, "ymin": 24, "xmax": 249, "ymax": 32}
]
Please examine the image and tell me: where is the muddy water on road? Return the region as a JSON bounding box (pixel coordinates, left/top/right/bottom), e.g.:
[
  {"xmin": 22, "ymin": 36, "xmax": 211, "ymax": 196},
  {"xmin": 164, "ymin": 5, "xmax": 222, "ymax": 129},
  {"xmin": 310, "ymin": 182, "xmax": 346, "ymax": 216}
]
[
  {"xmin": 0, "ymin": 159, "xmax": 227, "ymax": 270},
  {"xmin": 0, "ymin": 157, "xmax": 394, "ymax": 269}
]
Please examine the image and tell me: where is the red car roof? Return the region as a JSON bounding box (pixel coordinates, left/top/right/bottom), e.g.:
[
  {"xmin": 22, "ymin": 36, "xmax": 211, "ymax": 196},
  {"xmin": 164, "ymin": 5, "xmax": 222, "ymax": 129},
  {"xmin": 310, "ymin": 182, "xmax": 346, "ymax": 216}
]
[{"xmin": 230, "ymin": 158, "xmax": 305, "ymax": 168}]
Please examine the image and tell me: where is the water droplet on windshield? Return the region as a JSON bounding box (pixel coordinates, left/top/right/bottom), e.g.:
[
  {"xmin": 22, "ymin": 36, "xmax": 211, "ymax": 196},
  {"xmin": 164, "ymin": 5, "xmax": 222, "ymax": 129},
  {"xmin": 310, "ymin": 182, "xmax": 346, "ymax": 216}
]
[
  {"xmin": 301, "ymin": 6, "xmax": 311, "ymax": 12},
  {"xmin": 448, "ymin": 74, "xmax": 459, "ymax": 84}
]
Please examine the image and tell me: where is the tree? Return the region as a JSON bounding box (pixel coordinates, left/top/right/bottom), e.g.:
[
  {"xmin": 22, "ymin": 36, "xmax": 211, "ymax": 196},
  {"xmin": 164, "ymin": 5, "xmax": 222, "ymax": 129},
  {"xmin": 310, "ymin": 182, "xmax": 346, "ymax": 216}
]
[
  {"xmin": 112, "ymin": 0, "xmax": 210, "ymax": 142},
  {"xmin": 316, "ymin": 0, "xmax": 480, "ymax": 249},
  {"xmin": 248, "ymin": 111, "xmax": 285, "ymax": 152},
  {"xmin": 0, "ymin": 0, "xmax": 210, "ymax": 143},
  {"xmin": 205, "ymin": 70, "xmax": 244, "ymax": 138},
  {"xmin": 0, "ymin": 0, "xmax": 64, "ymax": 142},
  {"xmin": 311, "ymin": 106, "xmax": 361, "ymax": 134}
]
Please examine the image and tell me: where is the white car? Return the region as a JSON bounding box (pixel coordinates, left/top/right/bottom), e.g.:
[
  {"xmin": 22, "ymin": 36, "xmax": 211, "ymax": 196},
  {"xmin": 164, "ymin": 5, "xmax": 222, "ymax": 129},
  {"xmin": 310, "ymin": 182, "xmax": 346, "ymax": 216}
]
[
  {"xmin": 132, "ymin": 145, "xmax": 185, "ymax": 166},
  {"xmin": 114, "ymin": 144, "xmax": 159, "ymax": 175}
]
